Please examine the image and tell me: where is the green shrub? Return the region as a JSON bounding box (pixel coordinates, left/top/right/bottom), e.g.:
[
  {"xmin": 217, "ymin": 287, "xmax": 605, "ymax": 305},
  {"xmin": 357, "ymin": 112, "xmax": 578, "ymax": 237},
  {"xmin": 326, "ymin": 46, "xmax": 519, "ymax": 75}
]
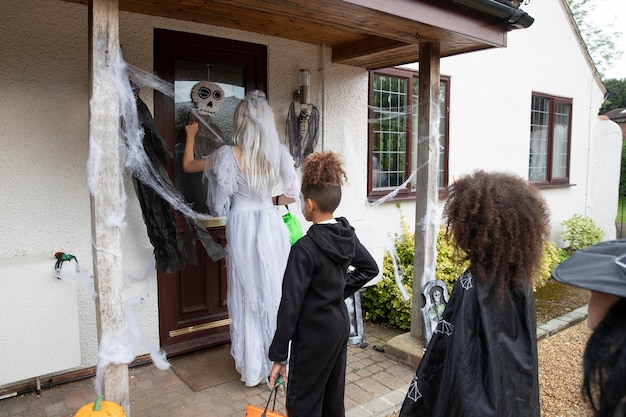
[
  {"xmin": 361, "ymin": 213, "xmax": 467, "ymax": 330},
  {"xmin": 435, "ymin": 227, "xmax": 467, "ymax": 294},
  {"xmin": 361, "ymin": 212, "xmax": 414, "ymax": 330},
  {"xmin": 559, "ymin": 214, "xmax": 604, "ymax": 253},
  {"xmin": 361, "ymin": 212, "xmax": 562, "ymax": 329},
  {"xmin": 534, "ymin": 240, "xmax": 562, "ymax": 290}
]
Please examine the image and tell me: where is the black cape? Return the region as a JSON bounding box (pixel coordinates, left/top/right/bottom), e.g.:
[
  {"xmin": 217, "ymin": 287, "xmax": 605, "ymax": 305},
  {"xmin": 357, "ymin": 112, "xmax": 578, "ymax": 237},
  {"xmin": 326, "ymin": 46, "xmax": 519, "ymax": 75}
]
[
  {"xmin": 399, "ymin": 270, "xmax": 540, "ymax": 417},
  {"xmin": 132, "ymin": 95, "xmax": 224, "ymax": 273}
]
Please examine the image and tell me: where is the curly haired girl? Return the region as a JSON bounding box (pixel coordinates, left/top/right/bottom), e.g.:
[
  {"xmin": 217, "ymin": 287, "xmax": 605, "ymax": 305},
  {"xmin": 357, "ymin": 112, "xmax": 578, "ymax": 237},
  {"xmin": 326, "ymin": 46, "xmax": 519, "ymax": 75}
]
[{"xmin": 400, "ymin": 170, "xmax": 550, "ymax": 417}]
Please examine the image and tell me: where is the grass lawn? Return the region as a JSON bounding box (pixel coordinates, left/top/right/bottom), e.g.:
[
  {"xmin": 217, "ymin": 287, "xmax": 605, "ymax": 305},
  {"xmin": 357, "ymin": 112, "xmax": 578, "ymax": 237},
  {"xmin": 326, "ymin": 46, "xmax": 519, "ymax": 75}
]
[{"xmin": 619, "ymin": 197, "xmax": 626, "ymax": 223}]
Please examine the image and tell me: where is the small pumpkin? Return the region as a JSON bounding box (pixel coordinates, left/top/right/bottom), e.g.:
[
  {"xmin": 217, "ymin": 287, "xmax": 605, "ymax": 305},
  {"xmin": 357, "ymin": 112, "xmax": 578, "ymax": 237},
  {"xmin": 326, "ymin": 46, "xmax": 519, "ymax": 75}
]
[{"xmin": 75, "ymin": 394, "xmax": 126, "ymax": 417}]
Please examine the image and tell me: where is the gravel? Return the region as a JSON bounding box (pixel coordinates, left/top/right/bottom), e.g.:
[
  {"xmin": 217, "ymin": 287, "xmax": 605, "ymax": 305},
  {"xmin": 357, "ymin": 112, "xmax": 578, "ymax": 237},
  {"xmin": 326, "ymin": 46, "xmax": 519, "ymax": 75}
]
[
  {"xmin": 538, "ymin": 320, "xmax": 592, "ymax": 417},
  {"xmin": 385, "ymin": 320, "xmax": 594, "ymax": 417}
]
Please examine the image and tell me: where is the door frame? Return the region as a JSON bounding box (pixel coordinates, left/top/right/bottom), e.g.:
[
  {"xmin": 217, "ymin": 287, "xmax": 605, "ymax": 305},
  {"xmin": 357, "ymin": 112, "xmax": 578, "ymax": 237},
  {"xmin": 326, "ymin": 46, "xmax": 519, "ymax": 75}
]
[{"xmin": 153, "ymin": 28, "xmax": 268, "ymax": 355}]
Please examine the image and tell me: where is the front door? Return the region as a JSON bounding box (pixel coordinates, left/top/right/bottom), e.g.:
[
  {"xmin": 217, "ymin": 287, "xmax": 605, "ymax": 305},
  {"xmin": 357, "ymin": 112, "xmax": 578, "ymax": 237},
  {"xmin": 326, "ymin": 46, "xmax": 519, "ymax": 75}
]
[{"xmin": 154, "ymin": 29, "xmax": 267, "ymax": 356}]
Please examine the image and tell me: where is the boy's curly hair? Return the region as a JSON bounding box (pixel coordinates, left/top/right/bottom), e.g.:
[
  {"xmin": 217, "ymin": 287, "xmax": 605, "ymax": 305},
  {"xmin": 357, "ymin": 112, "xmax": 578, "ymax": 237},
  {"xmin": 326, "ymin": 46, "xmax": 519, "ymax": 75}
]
[
  {"xmin": 301, "ymin": 151, "xmax": 347, "ymax": 213},
  {"xmin": 443, "ymin": 170, "xmax": 550, "ymax": 292}
]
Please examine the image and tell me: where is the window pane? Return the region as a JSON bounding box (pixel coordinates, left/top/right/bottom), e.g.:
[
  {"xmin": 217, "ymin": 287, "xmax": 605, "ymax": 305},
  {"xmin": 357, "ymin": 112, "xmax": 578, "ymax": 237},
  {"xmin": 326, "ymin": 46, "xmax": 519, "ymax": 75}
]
[
  {"xmin": 411, "ymin": 79, "xmax": 447, "ymax": 189},
  {"xmin": 551, "ymin": 102, "xmax": 570, "ymax": 178},
  {"xmin": 373, "ymin": 75, "xmax": 407, "ymax": 188},
  {"xmin": 529, "ymin": 96, "xmax": 549, "ymax": 182}
]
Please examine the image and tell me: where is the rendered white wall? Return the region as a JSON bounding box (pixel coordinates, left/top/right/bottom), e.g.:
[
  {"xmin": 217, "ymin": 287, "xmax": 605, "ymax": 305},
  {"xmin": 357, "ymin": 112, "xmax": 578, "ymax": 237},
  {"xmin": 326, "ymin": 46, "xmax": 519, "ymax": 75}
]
[
  {"xmin": 2, "ymin": 0, "xmax": 619, "ymax": 387},
  {"xmin": 401, "ymin": 0, "xmax": 619, "ymax": 242},
  {"xmin": 0, "ymin": 256, "xmax": 81, "ymax": 386},
  {"xmin": 0, "ymin": 0, "xmax": 375, "ymax": 386}
]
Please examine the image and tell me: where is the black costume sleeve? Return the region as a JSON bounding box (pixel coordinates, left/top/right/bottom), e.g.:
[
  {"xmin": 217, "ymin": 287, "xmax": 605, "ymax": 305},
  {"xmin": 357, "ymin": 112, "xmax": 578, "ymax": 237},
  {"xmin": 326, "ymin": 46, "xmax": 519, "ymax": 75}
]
[{"xmin": 344, "ymin": 236, "xmax": 379, "ymax": 299}]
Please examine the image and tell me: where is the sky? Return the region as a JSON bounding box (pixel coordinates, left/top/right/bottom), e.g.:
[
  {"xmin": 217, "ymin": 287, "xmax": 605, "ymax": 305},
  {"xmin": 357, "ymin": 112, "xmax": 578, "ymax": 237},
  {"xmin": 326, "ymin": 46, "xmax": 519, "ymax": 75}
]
[{"xmin": 585, "ymin": 0, "xmax": 626, "ymax": 79}]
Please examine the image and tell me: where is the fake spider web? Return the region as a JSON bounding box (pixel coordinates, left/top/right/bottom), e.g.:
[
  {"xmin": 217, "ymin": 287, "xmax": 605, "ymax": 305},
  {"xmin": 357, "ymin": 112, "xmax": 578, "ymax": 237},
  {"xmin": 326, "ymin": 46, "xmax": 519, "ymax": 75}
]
[
  {"xmin": 407, "ymin": 376, "xmax": 423, "ymax": 402},
  {"xmin": 434, "ymin": 319, "xmax": 454, "ymax": 336},
  {"xmin": 460, "ymin": 272, "xmax": 473, "ymax": 290}
]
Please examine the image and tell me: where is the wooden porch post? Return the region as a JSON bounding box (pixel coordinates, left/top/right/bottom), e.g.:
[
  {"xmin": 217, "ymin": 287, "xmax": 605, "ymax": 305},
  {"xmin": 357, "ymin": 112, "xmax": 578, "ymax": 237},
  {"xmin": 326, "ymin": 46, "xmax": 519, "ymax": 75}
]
[
  {"xmin": 411, "ymin": 42, "xmax": 441, "ymax": 341},
  {"xmin": 88, "ymin": 0, "xmax": 130, "ymax": 413}
]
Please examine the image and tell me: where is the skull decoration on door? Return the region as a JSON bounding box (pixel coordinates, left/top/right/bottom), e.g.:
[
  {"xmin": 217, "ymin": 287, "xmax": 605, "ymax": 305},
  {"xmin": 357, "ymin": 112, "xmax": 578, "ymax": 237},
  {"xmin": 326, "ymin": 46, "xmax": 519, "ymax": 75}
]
[
  {"xmin": 189, "ymin": 81, "xmax": 227, "ymax": 157},
  {"xmin": 191, "ymin": 81, "xmax": 225, "ymax": 116}
]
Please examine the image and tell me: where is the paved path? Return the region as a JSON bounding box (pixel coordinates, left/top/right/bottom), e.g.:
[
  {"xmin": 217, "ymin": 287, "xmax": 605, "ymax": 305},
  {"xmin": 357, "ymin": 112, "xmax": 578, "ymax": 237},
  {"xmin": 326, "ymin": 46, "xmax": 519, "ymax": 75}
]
[{"xmin": 0, "ymin": 307, "xmax": 588, "ymax": 417}]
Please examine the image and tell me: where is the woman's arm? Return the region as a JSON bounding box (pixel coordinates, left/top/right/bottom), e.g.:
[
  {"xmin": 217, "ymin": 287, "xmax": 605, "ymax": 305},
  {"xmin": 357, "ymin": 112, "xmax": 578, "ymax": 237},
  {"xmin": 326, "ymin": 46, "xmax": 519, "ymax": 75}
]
[
  {"xmin": 273, "ymin": 194, "xmax": 296, "ymax": 206},
  {"xmin": 182, "ymin": 122, "xmax": 206, "ymax": 173}
]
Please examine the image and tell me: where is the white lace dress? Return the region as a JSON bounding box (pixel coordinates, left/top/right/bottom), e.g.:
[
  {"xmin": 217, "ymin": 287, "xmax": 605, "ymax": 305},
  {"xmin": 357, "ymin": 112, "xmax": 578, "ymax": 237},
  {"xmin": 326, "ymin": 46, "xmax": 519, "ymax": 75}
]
[{"xmin": 203, "ymin": 144, "xmax": 299, "ymax": 386}]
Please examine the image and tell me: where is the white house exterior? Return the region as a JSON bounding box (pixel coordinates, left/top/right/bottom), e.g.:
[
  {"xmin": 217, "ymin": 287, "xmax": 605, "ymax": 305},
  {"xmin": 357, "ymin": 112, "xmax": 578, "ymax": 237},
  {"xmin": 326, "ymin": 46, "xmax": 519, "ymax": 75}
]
[
  {"xmin": 434, "ymin": 0, "xmax": 622, "ymax": 245},
  {"xmin": 0, "ymin": 0, "xmax": 620, "ymax": 391}
]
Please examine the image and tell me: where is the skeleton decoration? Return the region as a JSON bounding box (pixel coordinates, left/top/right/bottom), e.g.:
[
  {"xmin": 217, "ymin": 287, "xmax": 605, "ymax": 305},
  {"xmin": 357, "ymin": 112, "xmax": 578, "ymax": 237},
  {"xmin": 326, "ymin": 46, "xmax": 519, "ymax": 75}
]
[
  {"xmin": 191, "ymin": 81, "xmax": 225, "ymax": 116},
  {"xmin": 287, "ymin": 100, "xmax": 319, "ymax": 167},
  {"xmin": 421, "ymin": 279, "xmax": 450, "ymax": 344},
  {"xmin": 189, "ymin": 81, "xmax": 227, "ymax": 157}
]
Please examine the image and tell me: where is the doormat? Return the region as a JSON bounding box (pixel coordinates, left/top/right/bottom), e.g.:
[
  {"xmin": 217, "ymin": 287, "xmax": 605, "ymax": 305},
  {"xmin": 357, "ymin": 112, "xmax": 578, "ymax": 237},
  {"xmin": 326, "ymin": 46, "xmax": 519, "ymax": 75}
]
[{"xmin": 169, "ymin": 344, "xmax": 240, "ymax": 392}]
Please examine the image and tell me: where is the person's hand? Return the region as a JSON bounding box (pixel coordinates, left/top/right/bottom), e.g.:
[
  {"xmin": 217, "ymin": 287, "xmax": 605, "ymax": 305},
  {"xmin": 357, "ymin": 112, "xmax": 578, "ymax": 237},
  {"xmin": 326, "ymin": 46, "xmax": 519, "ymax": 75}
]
[
  {"xmin": 185, "ymin": 121, "xmax": 199, "ymax": 137},
  {"xmin": 269, "ymin": 361, "xmax": 287, "ymax": 392}
]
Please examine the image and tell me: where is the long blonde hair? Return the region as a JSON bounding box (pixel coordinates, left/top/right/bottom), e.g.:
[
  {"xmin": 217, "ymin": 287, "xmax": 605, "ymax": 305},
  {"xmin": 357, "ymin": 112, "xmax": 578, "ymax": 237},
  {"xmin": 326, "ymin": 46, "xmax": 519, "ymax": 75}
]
[{"xmin": 232, "ymin": 90, "xmax": 281, "ymax": 196}]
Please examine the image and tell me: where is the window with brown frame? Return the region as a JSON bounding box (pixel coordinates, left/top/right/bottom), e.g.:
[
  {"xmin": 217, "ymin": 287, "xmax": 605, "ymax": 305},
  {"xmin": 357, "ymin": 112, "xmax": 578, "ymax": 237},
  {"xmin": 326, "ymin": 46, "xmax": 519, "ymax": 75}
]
[
  {"xmin": 368, "ymin": 68, "xmax": 449, "ymax": 200},
  {"xmin": 529, "ymin": 93, "xmax": 572, "ymax": 185}
]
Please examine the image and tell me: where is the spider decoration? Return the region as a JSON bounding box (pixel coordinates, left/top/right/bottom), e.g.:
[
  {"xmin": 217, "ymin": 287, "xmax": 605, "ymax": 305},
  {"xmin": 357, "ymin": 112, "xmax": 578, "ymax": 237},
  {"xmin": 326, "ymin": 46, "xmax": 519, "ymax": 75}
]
[
  {"xmin": 434, "ymin": 320, "xmax": 454, "ymax": 336},
  {"xmin": 54, "ymin": 252, "xmax": 79, "ymax": 279},
  {"xmin": 407, "ymin": 375, "xmax": 423, "ymax": 402},
  {"xmin": 460, "ymin": 272, "xmax": 474, "ymax": 290}
]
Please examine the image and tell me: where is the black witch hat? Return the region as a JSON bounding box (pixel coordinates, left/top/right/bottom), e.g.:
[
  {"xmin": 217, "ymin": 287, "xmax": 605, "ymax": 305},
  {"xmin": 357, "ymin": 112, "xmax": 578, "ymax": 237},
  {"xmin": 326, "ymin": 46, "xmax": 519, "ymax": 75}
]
[{"xmin": 552, "ymin": 239, "xmax": 626, "ymax": 298}]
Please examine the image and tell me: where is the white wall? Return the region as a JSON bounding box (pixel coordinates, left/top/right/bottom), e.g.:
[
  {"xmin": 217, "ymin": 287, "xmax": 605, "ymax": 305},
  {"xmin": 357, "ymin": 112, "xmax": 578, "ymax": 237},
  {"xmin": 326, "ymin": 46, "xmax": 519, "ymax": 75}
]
[
  {"xmin": 399, "ymin": 0, "xmax": 620, "ymax": 243},
  {"xmin": 0, "ymin": 0, "xmax": 377, "ymax": 387},
  {"xmin": 1, "ymin": 0, "xmax": 620, "ymax": 386}
]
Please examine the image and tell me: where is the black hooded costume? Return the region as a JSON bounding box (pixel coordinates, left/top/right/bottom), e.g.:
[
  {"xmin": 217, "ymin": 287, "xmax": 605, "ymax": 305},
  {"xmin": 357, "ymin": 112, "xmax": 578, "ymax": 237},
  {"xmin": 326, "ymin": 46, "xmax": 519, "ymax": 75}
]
[
  {"xmin": 269, "ymin": 217, "xmax": 379, "ymax": 417},
  {"xmin": 399, "ymin": 270, "xmax": 540, "ymax": 417}
]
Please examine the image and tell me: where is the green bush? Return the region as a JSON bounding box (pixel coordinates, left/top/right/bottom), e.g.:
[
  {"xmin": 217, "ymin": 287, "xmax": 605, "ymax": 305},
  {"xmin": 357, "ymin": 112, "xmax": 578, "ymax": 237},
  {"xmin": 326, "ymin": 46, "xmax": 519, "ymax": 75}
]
[
  {"xmin": 361, "ymin": 212, "xmax": 414, "ymax": 330},
  {"xmin": 534, "ymin": 240, "xmax": 562, "ymax": 290},
  {"xmin": 361, "ymin": 213, "xmax": 563, "ymax": 329},
  {"xmin": 361, "ymin": 214, "xmax": 467, "ymax": 330},
  {"xmin": 559, "ymin": 214, "xmax": 604, "ymax": 253}
]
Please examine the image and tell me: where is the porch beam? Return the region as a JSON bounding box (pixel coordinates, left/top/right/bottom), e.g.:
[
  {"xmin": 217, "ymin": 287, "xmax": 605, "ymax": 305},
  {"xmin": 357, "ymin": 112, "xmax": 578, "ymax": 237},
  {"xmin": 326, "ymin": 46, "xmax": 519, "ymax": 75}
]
[
  {"xmin": 332, "ymin": 37, "xmax": 410, "ymax": 63},
  {"xmin": 339, "ymin": 0, "xmax": 506, "ymax": 45},
  {"xmin": 113, "ymin": 0, "xmax": 507, "ymax": 47},
  {"xmin": 411, "ymin": 41, "xmax": 441, "ymax": 341},
  {"xmin": 89, "ymin": 0, "xmax": 130, "ymax": 413}
]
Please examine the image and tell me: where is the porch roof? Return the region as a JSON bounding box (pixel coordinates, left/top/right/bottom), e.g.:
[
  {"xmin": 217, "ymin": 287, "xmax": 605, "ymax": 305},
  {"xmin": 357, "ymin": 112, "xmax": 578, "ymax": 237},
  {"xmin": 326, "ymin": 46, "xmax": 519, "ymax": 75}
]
[{"xmin": 62, "ymin": 0, "xmax": 533, "ymax": 69}]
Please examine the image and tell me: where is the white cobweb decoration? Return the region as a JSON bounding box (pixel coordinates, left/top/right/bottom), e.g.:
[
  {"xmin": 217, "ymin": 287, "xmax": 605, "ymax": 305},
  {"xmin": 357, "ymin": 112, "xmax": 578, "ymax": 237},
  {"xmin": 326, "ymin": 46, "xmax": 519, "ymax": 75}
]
[{"xmin": 87, "ymin": 43, "xmax": 191, "ymax": 396}]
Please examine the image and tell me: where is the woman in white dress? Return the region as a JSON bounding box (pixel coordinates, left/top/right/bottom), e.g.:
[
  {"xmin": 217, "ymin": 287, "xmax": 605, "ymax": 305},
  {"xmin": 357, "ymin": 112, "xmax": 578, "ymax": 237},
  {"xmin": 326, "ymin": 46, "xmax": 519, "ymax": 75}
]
[{"xmin": 183, "ymin": 90, "xmax": 300, "ymax": 386}]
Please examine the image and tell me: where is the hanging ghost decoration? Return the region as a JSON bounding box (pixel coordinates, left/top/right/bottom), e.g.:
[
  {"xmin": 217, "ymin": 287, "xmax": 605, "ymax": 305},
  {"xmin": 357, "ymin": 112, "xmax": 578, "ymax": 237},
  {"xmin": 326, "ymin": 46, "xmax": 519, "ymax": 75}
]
[{"xmin": 287, "ymin": 100, "xmax": 319, "ymax": 167}]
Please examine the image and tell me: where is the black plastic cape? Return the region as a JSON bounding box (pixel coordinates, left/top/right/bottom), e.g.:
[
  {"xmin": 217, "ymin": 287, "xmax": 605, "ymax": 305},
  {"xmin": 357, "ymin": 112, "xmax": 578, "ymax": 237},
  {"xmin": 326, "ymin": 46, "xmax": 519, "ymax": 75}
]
[
  {"xmin": 132, "ymin": 96, "xmax": 224, "ymax": 273},
  {"xmin": 399, "ymin": 270, "xmax": 540, "ymax": 417}
]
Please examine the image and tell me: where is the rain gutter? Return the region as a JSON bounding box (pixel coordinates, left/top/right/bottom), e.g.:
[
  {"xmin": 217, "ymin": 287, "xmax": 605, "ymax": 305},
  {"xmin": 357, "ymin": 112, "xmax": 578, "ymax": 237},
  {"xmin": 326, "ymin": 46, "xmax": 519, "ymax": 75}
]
[{"xmin": 449, "ymin": 0, "xmax": 535, "ymax": 30}]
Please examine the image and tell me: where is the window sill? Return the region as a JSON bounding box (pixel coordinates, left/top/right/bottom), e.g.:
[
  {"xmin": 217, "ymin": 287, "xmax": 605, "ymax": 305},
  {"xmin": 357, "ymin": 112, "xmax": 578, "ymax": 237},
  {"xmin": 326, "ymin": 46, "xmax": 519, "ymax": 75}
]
[
  {"xmin": 532, "ymin": 182, "xmax": 576, "ymax": 190},
  {"xmin": 367, "ymin": 188, "xmax": 448, "ymax": 204}
]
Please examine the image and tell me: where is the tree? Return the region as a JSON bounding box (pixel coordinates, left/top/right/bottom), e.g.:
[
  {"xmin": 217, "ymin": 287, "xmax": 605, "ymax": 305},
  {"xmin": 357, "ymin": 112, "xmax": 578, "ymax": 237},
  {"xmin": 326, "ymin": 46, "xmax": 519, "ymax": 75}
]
[
  {"xmin": 567, "ymin": 0, "xmax": 623, "ymax": 78},
  {"xmin": 600, "ymin": 78, "xmax": 626, "ymax": 113}
]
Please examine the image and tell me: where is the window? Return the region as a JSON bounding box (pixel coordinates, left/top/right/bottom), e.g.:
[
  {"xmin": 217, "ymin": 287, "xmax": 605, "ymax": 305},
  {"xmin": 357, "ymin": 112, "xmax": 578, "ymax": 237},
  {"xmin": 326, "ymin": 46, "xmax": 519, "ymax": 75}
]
[
  {"xmin": 529, "ymin": 93, "xmax": 572, "ymax": 185},
  {"xmin": 368, "ymin": 68, "xmax": 449, "ymax": 200}
]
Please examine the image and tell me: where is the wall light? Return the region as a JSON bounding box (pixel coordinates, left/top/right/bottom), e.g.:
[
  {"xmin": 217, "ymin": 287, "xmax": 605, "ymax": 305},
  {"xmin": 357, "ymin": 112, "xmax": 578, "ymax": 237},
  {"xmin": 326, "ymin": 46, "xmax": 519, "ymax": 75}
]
[
  {"xmin": 299, "ymin": 69, "xmax": 311, "ymax": 105},
  {"xmin": 297, "ymin": 69, "xmax": 312, "ymax": 138}
]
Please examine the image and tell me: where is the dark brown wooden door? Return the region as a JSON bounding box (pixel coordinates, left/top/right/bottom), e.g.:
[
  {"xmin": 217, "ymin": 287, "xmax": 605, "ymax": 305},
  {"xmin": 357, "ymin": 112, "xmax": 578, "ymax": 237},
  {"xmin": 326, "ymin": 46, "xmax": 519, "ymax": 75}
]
[
  {"xmin": 153, "ymin": 29, "xmax": 267, "ymax": 356},
  {"xmin": 157, "ymin": 225, "xmax": 229, "ymax": 356}
]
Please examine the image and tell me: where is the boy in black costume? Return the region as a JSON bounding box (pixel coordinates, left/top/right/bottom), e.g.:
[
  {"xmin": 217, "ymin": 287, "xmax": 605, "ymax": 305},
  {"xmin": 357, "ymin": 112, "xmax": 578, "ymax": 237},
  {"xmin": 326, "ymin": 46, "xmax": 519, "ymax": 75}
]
[{"xmin": 268, "ymin": 150, "xmax": 379, "ymax": 417}]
